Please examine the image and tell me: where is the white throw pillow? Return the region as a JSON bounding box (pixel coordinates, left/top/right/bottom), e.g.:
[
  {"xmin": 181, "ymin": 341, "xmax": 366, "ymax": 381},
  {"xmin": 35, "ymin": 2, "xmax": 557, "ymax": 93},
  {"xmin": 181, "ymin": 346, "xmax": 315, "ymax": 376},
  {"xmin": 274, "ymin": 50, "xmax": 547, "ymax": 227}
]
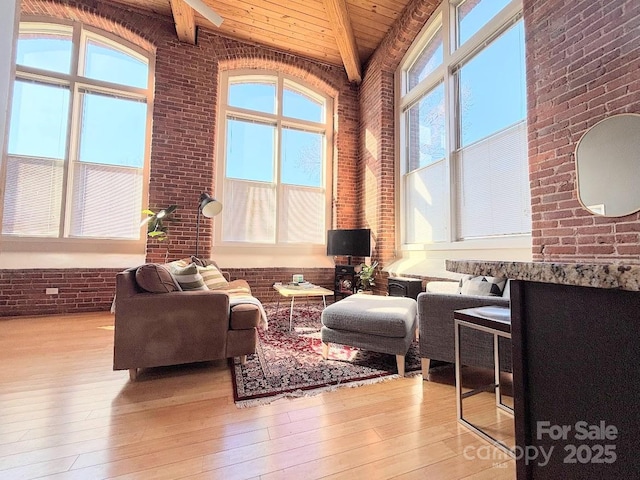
[{"xmin": 458, "ymin": 276, "xmax": 507, "ymax": 296}]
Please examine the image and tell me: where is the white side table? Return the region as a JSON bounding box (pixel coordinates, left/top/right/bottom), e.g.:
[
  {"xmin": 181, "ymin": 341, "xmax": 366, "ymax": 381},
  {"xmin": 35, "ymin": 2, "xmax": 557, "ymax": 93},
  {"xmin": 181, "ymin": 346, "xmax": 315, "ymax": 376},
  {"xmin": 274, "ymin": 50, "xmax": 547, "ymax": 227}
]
[{"xmin": 273, "ymin": 284, "xmax": 333, "ymax": 331}]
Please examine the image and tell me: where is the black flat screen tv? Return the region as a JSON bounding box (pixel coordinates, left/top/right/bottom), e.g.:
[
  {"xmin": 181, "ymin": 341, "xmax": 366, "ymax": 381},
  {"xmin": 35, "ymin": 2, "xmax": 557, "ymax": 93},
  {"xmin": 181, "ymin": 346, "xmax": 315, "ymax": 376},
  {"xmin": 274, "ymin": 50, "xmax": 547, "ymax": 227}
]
[{"xmin": 327, "ymin": 228, "xmax": 371, "ymax": 259}]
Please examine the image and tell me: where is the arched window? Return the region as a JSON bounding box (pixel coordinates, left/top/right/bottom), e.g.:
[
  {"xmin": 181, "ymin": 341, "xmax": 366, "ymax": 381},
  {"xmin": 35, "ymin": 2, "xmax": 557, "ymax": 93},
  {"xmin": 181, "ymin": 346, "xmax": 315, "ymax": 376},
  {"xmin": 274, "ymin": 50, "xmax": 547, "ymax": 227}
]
[
  {"xmin": 398, "ymin": 0, "xmax": 530, "ymax": 248},
  {"xmin": 2, "ymin": 20, "xmax": 152, "ymax": 246},
  {"xmin": 216, "ymin": 71, "xmax": 333, "ymax": 248}
]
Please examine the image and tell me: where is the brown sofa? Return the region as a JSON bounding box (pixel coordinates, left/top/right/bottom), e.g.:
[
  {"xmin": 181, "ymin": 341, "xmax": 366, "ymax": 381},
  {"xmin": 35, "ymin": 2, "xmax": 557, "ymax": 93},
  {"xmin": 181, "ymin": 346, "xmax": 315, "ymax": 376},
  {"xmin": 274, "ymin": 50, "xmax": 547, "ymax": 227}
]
[{"xmin": 113, "ymin": 265, "xmax": 262, "ymax": 380}]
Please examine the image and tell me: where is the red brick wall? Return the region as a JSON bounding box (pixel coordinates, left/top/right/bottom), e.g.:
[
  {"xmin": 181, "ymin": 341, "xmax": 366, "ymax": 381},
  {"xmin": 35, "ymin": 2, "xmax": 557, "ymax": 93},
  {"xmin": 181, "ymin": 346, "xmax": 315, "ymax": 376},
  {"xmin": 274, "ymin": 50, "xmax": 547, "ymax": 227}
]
[
  {"xmin": 525, "ymin": 0, "xmax": 640, "ymax": 262},
  {"xmin": 7, "ymin": 0, "xmax": 638, "ymax": 317},
  {"xmin": 225, "ymin": 268, "xmax": 334, "ymax": 304},
  {"xmin": 358, "ymin": 0, "xmax": 439, "ymax": 294},
  {"xmin": 360, "ymin": 0, "xmax": 640, "ymax": 289},
  {"xmin": 1, "ymin": 0, "xmax": 356, "ymax": 317},
  {"xmin": 0, "ymin": 269, "xmax": 120, "ymax": 317}
]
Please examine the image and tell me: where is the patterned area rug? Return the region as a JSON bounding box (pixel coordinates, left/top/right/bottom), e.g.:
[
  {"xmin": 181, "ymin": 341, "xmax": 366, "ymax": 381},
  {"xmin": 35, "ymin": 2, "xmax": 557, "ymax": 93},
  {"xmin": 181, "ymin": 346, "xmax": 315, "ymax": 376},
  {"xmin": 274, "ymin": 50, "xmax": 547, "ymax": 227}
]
[{"xmin": 230, "ymin": 302, "xmax": 421, "ymax": 407}]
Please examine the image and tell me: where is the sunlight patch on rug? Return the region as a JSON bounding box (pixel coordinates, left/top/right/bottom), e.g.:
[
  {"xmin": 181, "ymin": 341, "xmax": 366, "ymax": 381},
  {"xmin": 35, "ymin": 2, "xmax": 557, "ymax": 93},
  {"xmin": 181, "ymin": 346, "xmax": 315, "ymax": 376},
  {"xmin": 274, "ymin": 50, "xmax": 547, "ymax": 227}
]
[{"xmin": 230, "ymin": 302, "xmax": 421, "ymax": 408}]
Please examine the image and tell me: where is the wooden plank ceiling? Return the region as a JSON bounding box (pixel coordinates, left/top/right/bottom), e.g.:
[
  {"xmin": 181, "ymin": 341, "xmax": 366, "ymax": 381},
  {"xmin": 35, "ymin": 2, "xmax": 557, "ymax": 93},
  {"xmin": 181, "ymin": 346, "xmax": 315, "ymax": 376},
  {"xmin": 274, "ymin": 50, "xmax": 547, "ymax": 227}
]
[{"xmin": 108, "ymin": 0, "xmax": 412, "ymax": 83}]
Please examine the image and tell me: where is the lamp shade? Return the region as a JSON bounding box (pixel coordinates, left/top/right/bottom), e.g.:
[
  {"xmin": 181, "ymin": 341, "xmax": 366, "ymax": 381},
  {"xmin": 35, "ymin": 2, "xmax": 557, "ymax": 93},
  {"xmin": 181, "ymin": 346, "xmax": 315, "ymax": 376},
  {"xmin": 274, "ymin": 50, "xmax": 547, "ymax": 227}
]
[{"xmin": 199, "ymin": 193, "xmax": 223, "ymax": 218}]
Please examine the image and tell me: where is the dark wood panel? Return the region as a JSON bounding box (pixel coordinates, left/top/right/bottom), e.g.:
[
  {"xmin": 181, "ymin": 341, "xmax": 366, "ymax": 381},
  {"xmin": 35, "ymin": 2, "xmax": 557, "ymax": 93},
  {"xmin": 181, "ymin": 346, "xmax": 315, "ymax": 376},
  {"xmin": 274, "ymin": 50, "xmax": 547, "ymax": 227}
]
[{"xmin": 511, "ymin": 280, "xmax": 640, "ymax": 479}]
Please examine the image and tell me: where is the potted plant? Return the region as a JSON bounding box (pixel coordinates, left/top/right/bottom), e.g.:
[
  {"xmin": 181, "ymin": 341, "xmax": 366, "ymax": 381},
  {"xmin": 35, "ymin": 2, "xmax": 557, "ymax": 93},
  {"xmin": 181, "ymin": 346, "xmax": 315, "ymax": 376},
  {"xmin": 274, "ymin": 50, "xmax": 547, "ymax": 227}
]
[
  {"xmin": 356, "ymin": 261, "xmax": 378, "ymax": 293},
  {"xmin": 141, "ymin": 205, "xmax": 177, "ymax": 241},
  {"xmin": 141, "ymin": 205, "xmax": 177, "ymax": 262}
]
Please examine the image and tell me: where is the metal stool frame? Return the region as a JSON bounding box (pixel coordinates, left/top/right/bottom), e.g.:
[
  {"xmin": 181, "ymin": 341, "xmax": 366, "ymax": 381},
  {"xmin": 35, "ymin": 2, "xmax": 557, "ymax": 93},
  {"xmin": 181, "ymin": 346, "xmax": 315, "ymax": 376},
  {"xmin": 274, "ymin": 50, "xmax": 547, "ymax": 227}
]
[{"xmin": 454, "ymin": 308, "xmax": 514, "ymax": 458}]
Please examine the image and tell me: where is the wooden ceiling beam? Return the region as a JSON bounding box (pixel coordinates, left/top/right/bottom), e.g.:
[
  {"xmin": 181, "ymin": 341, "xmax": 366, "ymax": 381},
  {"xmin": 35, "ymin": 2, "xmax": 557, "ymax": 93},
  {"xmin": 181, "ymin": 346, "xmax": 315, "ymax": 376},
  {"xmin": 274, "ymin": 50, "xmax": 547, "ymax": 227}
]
[
  {"xmin": 169, "ymin": 0, "xmax": 197, "ymax": 44},
  {"xmin": 322, "ymin": 0, "xmax": 362, "ymax": 83}
]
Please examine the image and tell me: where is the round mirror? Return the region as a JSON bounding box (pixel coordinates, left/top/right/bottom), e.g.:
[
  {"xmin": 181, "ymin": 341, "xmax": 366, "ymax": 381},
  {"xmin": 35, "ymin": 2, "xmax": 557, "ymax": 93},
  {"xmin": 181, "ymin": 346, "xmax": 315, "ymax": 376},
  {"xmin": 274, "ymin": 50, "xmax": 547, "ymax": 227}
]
[{"xmin": 575, "ymin": 113, "xmax": 640, "ymax": 217}]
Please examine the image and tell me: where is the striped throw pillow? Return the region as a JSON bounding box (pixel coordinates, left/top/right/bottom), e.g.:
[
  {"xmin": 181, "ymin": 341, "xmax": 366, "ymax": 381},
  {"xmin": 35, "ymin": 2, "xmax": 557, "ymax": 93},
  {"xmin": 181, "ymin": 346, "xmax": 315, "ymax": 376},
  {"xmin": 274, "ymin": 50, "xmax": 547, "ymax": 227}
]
[
  {"xmin": 168, "ymin": 262, "xmax": 207, "ymax": 291},
  {"xmin": 198, "ymin": 264, "xmax": 229, "ymax": 290}
]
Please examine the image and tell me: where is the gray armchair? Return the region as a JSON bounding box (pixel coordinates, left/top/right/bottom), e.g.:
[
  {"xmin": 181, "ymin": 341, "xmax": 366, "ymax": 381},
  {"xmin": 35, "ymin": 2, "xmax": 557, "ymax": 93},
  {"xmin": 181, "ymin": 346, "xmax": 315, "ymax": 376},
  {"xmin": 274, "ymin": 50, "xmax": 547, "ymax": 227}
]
[{"xmin": 418, "ymin": 281, "xmax": 511, "ymax": 379}]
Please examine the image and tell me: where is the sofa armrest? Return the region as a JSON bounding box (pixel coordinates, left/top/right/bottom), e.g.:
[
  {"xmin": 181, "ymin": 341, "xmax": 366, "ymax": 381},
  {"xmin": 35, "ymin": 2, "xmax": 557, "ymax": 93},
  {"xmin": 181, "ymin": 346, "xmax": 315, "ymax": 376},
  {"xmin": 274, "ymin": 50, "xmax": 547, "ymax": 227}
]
[
  {"xmin": 230, "ymin": 303, "xmax": 260, "ymax": 330},
  {"xmin": 114, "ymin": 289, "xmax": 231, "ymax": 370},
  {"xmin": 418, "ymin": 291, "xmax": 510, "ymax": 368}
]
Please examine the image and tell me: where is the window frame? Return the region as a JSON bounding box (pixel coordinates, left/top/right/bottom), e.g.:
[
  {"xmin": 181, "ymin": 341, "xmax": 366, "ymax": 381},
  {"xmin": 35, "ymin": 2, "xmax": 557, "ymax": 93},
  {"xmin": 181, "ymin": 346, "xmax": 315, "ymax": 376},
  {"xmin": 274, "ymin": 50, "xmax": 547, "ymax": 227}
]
[
  {"xmin": 0, "ymin": 18, "xmax": 154, "ymax": 254},
  {"xmin": 395, "ymin": 0, "xmax": 530, "ymax": 254},
  {"xmin": 215, "ymin": 69, "xmax": 334, "ymax": 253}
]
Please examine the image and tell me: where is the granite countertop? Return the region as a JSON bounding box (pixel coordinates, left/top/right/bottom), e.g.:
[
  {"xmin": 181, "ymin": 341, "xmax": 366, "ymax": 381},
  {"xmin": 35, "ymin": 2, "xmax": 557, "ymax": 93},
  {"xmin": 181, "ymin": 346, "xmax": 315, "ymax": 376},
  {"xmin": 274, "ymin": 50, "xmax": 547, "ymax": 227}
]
[{"xmin": 446, "ymin": 259, "xmax": 640, "ymax": 292}]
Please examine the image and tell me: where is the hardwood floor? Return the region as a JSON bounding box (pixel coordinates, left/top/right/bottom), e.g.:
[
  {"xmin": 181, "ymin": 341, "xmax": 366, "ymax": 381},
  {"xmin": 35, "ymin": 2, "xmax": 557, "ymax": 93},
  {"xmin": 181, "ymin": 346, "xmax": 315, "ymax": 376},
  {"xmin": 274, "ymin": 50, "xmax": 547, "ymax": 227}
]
[{"xmin": 0, "ymin": 311, "xmax": 515, "ymax": 479}]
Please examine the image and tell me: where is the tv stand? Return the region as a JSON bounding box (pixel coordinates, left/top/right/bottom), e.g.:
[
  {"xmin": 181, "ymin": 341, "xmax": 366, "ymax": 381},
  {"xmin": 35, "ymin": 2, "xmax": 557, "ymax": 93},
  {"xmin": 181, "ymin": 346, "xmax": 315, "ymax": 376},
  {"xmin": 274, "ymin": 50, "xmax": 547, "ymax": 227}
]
[{"xmin": 334, "ymin": 265, "xmax": 355, "ymax": 301}]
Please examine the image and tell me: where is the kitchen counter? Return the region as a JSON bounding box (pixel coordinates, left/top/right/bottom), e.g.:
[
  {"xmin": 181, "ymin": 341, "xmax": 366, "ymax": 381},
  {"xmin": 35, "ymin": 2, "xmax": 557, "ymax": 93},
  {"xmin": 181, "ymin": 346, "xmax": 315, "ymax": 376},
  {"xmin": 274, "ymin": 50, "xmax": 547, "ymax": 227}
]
[
  {"xmin": 445, "ymin": 259, "xmax": 640, "ymax": 479},
  {"xmin": 446, "ymin": 259, "xmax": 640, "ymax": 291}
]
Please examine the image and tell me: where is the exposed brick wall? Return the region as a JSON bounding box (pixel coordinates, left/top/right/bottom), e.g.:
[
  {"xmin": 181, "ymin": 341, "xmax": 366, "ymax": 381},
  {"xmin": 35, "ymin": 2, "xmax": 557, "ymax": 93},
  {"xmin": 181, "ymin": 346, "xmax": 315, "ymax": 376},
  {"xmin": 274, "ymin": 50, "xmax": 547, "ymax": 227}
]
[
  {"xmin": 224, "ymin": 268, "xmax": 334, "ymax": 304},
  {"xmin": 1, "ymin": 0, "xmax": 358, "ymax": 318},
  {"xmin": 358, "ymin": 0, "xmax": 439, "ymax": 295},
  {"xmin": 0, "ymin": 269, "xmax": 119, "ymax": 317},
  {"xmin": 146, "ymin": 26, "xmax": 358, "ymax": 264},
  {"xmin": 525, "ymin": 0, "xmax": 640, "ymax": 262},
  {"xmin": 361, "ymin": 0, "xmax": 640, "ymax": 297},
  {"xmin": 8, "ymin": 0, "xmax": 638, "ymax": 318}
]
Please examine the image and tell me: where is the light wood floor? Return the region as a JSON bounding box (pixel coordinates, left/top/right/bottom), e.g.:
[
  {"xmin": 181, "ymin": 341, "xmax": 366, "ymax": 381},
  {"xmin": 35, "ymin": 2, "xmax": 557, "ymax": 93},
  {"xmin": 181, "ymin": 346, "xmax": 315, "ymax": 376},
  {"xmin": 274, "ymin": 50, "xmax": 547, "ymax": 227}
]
[{"xmin": 0, "ymin": 311, "xmax": 515, "ymax": 479}]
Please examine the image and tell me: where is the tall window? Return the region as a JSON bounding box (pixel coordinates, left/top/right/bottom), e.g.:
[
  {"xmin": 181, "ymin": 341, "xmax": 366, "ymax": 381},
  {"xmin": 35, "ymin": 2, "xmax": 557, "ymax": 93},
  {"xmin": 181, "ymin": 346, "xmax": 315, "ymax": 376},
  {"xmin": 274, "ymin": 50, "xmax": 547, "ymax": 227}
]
[
  {"xmin": 218, "ymin": 72, "xmax": 332, "ymax": 246},
  {"xmin": 399, "ymin": 0, "xmax": 530, "ymax": 246},
  {"xmin": 1, "ymin": 21, "xmax": 152, "ymax": 242}
]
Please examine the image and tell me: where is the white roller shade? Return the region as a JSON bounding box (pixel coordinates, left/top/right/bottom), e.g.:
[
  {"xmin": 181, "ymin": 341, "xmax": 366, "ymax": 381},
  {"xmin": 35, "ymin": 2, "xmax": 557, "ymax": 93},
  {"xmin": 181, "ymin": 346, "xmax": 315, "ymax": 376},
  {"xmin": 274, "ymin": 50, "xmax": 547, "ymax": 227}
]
[
  {"xmin": 404, "ymin": 159, "xmax": 448, "ymax": 244},
  {"xmin": 456, "ymin": 122, "xmax": 530, "ymax": 239},
  {"xmin": 223, "ymin": 179, "xmax": 276, "ymax": 243},
  {"xmin": 278, "ymin": 185, "xmax": 325, "ymax": 244}
]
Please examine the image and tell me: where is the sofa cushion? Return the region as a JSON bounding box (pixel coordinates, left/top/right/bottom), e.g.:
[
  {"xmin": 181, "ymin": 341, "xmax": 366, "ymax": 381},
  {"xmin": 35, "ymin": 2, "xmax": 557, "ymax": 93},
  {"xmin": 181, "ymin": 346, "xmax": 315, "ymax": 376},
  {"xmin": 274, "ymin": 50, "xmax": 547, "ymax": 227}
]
[
  {"xmin": 135, "ymin": 263, "xmax": 180, "ymax": 293},
  {"xmin": 458, "ymin": 276, "xmax": 506, "ymax": 297},
  {"xmin": 321, "ymin": 294, "xmax": 417, "ymax": 338},
  {"xmin": 167, "ymin": 262, "xmax": 208, "ymax": 290},
  {"xmin": 198, "ymin": 264, "xmax": 229, "ymax": 290}
]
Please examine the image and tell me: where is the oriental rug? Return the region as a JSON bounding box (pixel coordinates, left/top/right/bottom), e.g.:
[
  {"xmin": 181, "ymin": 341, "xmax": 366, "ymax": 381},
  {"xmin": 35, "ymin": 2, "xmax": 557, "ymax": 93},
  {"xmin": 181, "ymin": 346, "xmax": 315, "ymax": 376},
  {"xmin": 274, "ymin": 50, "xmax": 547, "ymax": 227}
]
[{"xmin": 230, "ymin": 302, "xmax": 421, "ymax": 407}]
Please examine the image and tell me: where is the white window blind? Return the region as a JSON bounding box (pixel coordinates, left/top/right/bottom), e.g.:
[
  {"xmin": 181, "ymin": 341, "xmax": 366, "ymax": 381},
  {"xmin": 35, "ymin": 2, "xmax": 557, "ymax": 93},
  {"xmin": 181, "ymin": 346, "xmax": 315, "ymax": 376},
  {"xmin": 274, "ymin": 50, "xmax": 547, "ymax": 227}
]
[
  {"xmin": 404, "ymin": 160, "xmax": 448, "ymax": 243},
  {"xmin": 456, "ymin": 122, "xmax": 530, "ymax": 239},
  {"xmin": 223, "ymin": 179, "xmax": 276, "ymax": 243},
  {"xmin": 2, "ymin": 157, "xmax": 63, "ymax": 236},
  {"xmin": 278, "ymin": 185, "xmax": 325, "ymax": 243},
  {"xmin": 70, "ymin": 163, "xmax": 143, "ymax": 238}
]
